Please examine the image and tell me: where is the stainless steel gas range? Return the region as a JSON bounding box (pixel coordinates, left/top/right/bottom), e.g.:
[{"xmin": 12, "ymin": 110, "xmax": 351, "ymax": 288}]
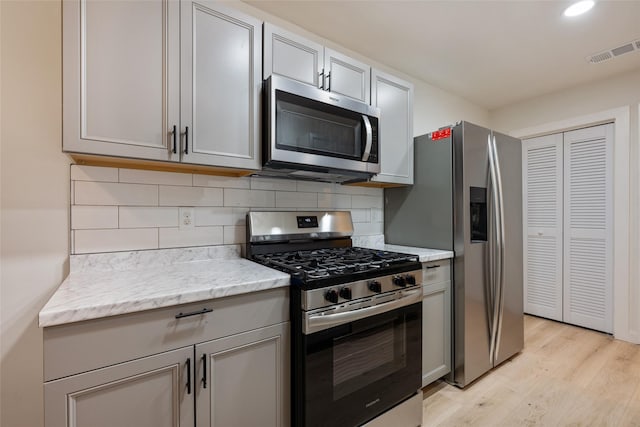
[{"xmin": 247, "ymin": 211, "xmax": 423, "ymax": 427}]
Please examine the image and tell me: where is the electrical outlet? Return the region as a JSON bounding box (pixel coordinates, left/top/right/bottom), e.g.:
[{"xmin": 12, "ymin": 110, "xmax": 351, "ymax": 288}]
[{"xmin": 180, "ymin": 207, "xmax": 194, "ymax": 229}]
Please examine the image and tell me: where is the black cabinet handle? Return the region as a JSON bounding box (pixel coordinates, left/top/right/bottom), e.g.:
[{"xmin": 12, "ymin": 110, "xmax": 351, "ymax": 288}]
[
  {"xmin": 186, "ymin": 358, "xmax": 191, "ymax": 395},
  {"xmin": 172, "ymin": 125, "xmax": 177, "ymax": 154},
  {"xmin": 201, "ymin": 353, "xmax": 207, "ymax": 389},
  {"xmin": 175, "ymin": 307, "xmax": 213, "ymax": 319},
  {"xmin": 425, "ymin": 265, "xmax": 441, "ymax": 269},
  {"xmin": 184, "ymin": 126, "xmax": 189, "ymax": 154}
]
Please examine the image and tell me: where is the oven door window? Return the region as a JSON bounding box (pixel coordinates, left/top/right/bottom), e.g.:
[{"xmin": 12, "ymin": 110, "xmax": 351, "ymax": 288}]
[
  {"xmin": 275, "ymin": 91, "xmax": 365, "ymax": 160},
  {"xmin": 302, "ymin": 303, "xmax": 421, "ymax": 427}
]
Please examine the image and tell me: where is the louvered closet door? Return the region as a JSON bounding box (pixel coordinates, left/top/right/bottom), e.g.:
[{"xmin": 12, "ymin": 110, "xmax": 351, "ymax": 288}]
[
  {"xmin": 523, "ymin": 134, "xmax": 564, "ymax": 321},
  {"xmin": 563, "ymin": 124, "xmax": 613, "ymax": 333}
]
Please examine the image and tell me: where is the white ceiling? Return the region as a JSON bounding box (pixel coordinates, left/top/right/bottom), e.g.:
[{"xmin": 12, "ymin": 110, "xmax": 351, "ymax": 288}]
[{"xmin": 245, "ymin": 0, "xmax": 640, "ymax": 110}]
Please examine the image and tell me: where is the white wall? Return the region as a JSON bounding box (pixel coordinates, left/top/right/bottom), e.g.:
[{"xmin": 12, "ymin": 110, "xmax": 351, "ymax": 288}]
[
  {"xmin": 0, "ymin": 1, "xmax": 489, "ymax": 426},
  {"xmin": 490, "ymin": 69, "xmax": 640, "ymax": 343},
  {"xmin": 1, "ymin": 2, "xmax": 71, "ymax": 427}
]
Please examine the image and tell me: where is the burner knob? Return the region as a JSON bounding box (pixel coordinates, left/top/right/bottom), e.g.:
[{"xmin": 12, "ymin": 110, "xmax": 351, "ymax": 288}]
[
  {"xmin": 325, "ymin": 289, "xmax": 339, "ymax": 304},
  {"xmin": 339, "ymin": 288, "xmax": 352, "ymax": 300},
  {"xmin": 405, "ymin": 274, "xmax": 417, "ymax": 285},
  {"xmin": 393, "ymin": 275, "xmax": 407, "ymax": 287},
  {"xmin": 368, "ymin": 281, "xmax": 382, "ymax": 293}
]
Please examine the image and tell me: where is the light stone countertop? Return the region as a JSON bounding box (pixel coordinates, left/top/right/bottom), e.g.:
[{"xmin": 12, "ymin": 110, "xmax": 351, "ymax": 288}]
[
  {"xmin": 355, "ymin": 236, "xmax": 454, "ymax": 263},
  {"xmin": 39, "ymin": 245, "xmax": 290, "ymax": 328}
]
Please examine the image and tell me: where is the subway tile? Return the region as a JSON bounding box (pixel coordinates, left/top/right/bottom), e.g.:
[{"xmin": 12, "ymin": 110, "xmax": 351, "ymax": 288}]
[
  {"xmin": 119, "ymin": 168, "xmax": 192, "ymax": 186},
  {"xmin": 224, "ymin": 189, "xmax": 275, "ymax": 207},
  {"xmin": 296, "ymin": 181, "xmax": 336, "ymax": 193},
  {"xmin": 75, "ymin": 228, "xmax": 158, "ymax": 254},
  {"xmin": 334, "ymin": 184, "xmax": 383, "ymax": 197},
  {"xmin": 75, "ymin": 181, "xmax": 158, "ymax": 206},
  {"xmin": 195, "ymin": 207, "xmax": 247, "ymax": 226},
  {"xmin": 159, "ymin": 226, "xmax": 223, "ymax": 248},
  {"xmin": 159, "ymin": 186, "xmax": 223, "ymax": 207},
  {"xmin": 71, "ymin": 206, "xmax": 118, "ymax": 230},
  {"xmin": 250, "ymin": 177, "xmax": 297, "ymax": 191},
  {"xmin": 371, "ymin": 208, "xmax": 384, "ymax": 222},
  {"xmin": 119, "ymin": 207, "xmax": 179, "ymax": 228},
  {"xmin": 350, "ymin": 208, "xmax": 371, "ymax": 223},
  {"xmin": 351, "ymin": 195, "xmax": 383, "ymax": 209},
  {"xmin": 353, "ymin": 221, "xmax": 384, "ymax": 236},
  {"xmin": 224, "ymin": 225, "xmax": 246, "ymax": 244},
  {"xmin": 276, "ymin": 191, "xmax": 317, "ymax": 208},
  {"xmin": 71, "ymin": 165, "xmax": 119, "ymax": 182},
  {"xmin": 318, "ymin": 193, "xmax": 351, "ymax": 209},
  {"xmin": 193, "ymin": 174, "xmax": 250, "ymax": 189}
]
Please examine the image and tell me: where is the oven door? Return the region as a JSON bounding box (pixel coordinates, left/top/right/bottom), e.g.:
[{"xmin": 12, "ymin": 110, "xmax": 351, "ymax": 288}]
[{"xmin": 298, "ymin": 302, "xmax": 421, "ymax": 427}]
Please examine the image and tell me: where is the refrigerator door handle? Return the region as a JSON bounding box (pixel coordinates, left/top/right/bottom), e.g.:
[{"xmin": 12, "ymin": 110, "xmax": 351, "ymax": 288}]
[
  {"xmin": 492, "ymin": 135, "xmax": 507, "ymax": 361},
  {"xmin": 487, "ymin": 136, "xmax": 500, "ymax": 365}
]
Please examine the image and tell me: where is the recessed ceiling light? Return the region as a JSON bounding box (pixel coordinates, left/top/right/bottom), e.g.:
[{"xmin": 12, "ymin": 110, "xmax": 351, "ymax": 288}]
[{"xmin": 564, "ymin": 0, "xmax": 595, "ymax": 17}]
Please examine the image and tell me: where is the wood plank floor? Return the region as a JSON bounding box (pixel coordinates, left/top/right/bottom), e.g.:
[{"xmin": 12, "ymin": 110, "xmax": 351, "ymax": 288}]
[{"xmin": 422, "ymin": 315, "xmax": 640, "ymax": 426}]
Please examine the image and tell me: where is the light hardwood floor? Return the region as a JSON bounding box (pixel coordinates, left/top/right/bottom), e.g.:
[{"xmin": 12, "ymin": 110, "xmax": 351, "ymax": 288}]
[{"xmin": 422, "ymin": 315, "xmax": 640, "ymax": 426}]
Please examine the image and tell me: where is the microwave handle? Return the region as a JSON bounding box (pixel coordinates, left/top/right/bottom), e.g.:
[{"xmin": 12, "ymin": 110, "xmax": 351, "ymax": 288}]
[{"xmin": 361, "ymin": 115, "xmax": 373, "ymax": 161}]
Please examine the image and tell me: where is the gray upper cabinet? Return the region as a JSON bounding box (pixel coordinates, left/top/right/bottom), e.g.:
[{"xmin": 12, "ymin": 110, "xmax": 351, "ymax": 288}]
[
  {"xmin": 181, "ymin": 1, "xmax": 262, "ymax": 169},
  {"xmin": 370, "ymin": 69, "xmax": 414, "ymax": 185},
  {"xmin": 62, "ymin": 0, "xmax": 180, "ymax": 161},
  {"xmin": 63, "ymin": 0, "xmax": 262, "ymax": 171},
  {"xmin": 264, "ymin": 23, "xmax": 371, "ymax": 103}
]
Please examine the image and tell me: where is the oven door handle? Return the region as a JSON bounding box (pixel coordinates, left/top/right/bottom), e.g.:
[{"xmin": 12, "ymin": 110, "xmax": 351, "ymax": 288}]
[{"xmin": 303, "ymin": 289, "xmax": 422, "ymax": 334}]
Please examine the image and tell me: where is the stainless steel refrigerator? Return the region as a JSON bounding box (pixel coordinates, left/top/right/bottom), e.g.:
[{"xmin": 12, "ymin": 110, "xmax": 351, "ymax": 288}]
[{"xmin": 385, "ymin": 121, "xmax": 523, "ymax": 388}]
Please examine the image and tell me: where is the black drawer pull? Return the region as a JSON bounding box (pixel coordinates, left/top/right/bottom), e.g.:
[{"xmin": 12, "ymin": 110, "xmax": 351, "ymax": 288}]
[
  {"xmin": 186, "ymin": 358, "xmax": 191, "ymax": 395},
  {"xmin": 425, "ymin": 265, "xmax": 441, "ymax": 269},
  {"xmin": 175, "ymin": 308, "xmax": 213, "ymax": 319}
]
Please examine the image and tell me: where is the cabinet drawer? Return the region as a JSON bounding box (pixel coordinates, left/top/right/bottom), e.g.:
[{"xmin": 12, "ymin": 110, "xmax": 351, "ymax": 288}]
[
  {"xmin": 422, "ymin": 260, "xmax": 451, "ymax": 286},
  {"xmin": 44, "ymin": 287, "xmax": 288, "ymax": 382}
]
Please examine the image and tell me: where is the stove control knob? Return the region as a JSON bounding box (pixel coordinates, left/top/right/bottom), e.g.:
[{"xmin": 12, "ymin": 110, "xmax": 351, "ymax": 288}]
[
  {"xmin": 393, "ymin": 275, "xmax": 407, "ymax": 287},
  {"xmin": 325, "ymin": 289, "xmax": 339, "ymax": 304},
  {"xmin": 405, "ymin": 274, "xmax": 417, "ymax": 285},
  {"xmin": 339, "ymin": 288, "xmax": 352, "ymax": 300},
  {"xmin": 368, "ymin": 281, "xmax": 382, "ymax": 293}
]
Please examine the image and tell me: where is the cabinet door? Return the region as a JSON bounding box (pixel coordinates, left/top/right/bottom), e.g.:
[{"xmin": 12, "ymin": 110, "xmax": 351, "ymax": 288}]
[
  {"xmin": 181, "ymin": 1, "xmax": 262, "ymax": 169},
  {"xmin": 196, "ymin": 323, "xmax": 290, "ymax": 427},
  {"xmin": 44, "ymin": 346, "xmax": 194, "ymax": 427},
  {"xmin": 324, "ymin": 48, "xmax": 370, "ymax": 103},
  {"xmin": 563, "ymin": 124, "xmax": 613, "ymax": 333},
  {"xmin": 522, "ymin": 134, "xmax": 563, "ymax": 321},
  {"xmin": 422, "ymin": 281, "xmax": 451, "ymax": 387},
  {"xmin": 263, "ymin": 23, "xmax": 323, "ymax": 87},
  {"xmin": 62, "ymin": 0, "xmax": 180, "ymax": 161},
  {"xmin": 370, "ymin": 69, "xmax": 414, "ymax": 185}
]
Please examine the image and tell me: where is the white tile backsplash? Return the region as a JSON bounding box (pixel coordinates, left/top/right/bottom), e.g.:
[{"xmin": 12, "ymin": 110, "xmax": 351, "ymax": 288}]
[
  {"xmin": 224, "ymin": 189, "xmax": 275, "ymax": 207},
  {"xmin": 71, "ymin": 165, "xmax": 119, "ymax": 182},
  {"xmin": 71, "ymin": 166, "xmax": 385, "ymax": 254},
  {"xmin": 276, "ymin": 191, "xmax": 317, "ymax": 208},
  {"xmin": 159, "ymin": 186, "xmax": 223, "ymax": 207},
  {"xmin": 119, "ymin": 207, "xmax": 179, "ymax": 228},
  {"xmin": 71, "ymin": 206, "xmax": 118, "ymax": 229},
  {"xmin": 193, "ymin": 174, "xmax": 250, "ymax": 189},
  {"xmin": 75, "ymin": 181, "xmax": 159, "ymax": 206},
  {"xmin": 119, "ymin": 168, "xmax": 192, "ymax": 186},
  {"xmin": 75, "ymin": 228, "xmax": 158, "ymax": 253},
  {"xmin": 158, "ymin": 226, "xmax": 224, "ymax": 248}
]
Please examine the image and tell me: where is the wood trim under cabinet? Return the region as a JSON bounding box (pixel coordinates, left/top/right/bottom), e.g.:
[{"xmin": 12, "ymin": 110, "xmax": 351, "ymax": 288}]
[{"xmin": 70, "ymin": 153, "xmax": 255, "ymax": 177}]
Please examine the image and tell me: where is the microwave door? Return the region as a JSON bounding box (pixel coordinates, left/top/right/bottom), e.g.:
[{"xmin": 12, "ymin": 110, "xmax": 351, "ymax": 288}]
[{"xmin": 361, "ymin": 115, "xmax": 373, "ymax": 161}]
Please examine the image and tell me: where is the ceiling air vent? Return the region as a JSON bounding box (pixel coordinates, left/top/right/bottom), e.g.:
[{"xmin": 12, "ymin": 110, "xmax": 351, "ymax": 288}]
[{"xmin": 586, "ymin": 38, "xmax": 640, "ymax": 64}]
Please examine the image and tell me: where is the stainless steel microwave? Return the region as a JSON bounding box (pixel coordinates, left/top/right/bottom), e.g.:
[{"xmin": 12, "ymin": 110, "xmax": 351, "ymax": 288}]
[{"xmin": 262, "ymin": 75, "xmax": 381, "ymax": 183}]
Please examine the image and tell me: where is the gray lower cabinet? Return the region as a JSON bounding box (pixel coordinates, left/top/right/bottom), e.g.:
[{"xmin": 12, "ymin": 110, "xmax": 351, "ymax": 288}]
[
  {"xmin": 44, "ymin": 346, "xmax": 194, "ymax": 427},
  {"xmin": 43, "ymin": 288, "xmax": 289, "ymax": 427},
  {"xmin": 421, "ymin": 260, "xmax": 452, "ymax": 387},
  {"xmin": 196, "ymin": 323, "xmax": 289, "ymax": 427}
]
